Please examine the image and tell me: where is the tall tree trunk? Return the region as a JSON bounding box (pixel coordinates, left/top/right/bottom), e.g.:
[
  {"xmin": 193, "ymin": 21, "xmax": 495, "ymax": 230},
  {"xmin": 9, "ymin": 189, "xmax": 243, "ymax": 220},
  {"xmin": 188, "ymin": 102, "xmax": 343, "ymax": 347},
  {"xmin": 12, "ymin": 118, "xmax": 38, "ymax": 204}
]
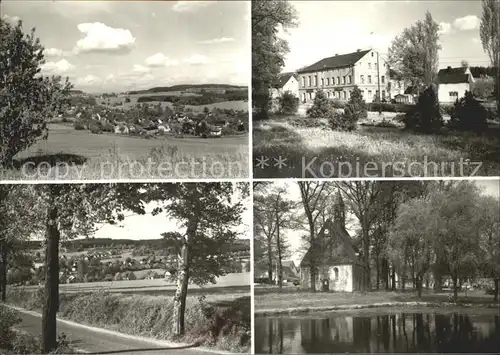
[
  {"xmin": 267, "ymin": 236, "xmax": 273, "ymax": 285},
  {"xmin": 172, "ymin": 218, "xmax": 197, "ymax": 336},
  {"xmin": 173, "ymin": 241, "xmax": 191, "ymax": 336},
  {"xmin": 391, "ymin": 265, "xmax": 396, "ymax": 291},
  {"xmin": 308, "ymin": 221, "xmax": 316, "ymax": 293},
  {"xmin": 276, "ymin": 215, "xmax": 283, "ymax": 289},
  {"xmin": 0, "ymin": 242, "xmax": 7, "ymax": 302},
  {"xmin": 376, "ymin": 256, "xmax": 380, "ymax": 290},
  {"xmin": 42, "ymin": 205, "xmax": 60, "ymax": 354},
  {"xmin": 416, "ymin": 275, "xmax": 422, "ymax": 299},
  {"xmin": 452, "ymin": 275, "xmax": 458, "ymax": 303},
  {"xmin": 494, "ymin": 279, "xmax": 499, "ymax": 302},
  {"xmin": 361, "ymin": 223, "xmax": 371, "ymax": 291}
]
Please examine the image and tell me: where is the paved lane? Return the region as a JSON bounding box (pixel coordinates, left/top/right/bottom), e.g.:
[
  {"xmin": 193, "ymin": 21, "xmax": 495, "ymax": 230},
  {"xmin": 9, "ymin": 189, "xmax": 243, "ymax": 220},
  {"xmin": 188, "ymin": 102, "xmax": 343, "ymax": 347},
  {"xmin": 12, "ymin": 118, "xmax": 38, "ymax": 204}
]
[{"xmin": 13, "ymin": 307, "xmax": 227, "ymax": 355}]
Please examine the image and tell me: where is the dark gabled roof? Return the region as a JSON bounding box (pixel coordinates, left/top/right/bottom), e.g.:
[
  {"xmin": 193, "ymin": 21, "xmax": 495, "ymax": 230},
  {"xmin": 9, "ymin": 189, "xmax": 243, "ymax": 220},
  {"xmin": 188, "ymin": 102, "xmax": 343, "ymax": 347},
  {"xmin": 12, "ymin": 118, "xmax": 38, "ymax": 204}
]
[
  {"xmin": 297, "ymin": 50, "xmax": 371, "ymax": 74},
  {"xmin": 438, "ymin": 67, "xmax": 470, "ymax": 84},
  {"xmin": 300, "ymin": 219, "xmax": 360, "ymax": 268},
  {"xmin": 273, "ymin": 72, "xmax": 297, "ymax": 88}
]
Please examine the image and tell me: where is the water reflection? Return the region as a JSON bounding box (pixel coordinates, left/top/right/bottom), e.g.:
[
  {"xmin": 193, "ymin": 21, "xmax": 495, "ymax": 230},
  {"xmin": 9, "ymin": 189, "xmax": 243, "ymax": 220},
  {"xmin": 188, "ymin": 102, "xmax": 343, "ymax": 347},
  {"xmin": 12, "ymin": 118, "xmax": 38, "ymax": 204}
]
[{"xmin": 255, "ymin": 311, "xmax": 500, "ymax": 353}]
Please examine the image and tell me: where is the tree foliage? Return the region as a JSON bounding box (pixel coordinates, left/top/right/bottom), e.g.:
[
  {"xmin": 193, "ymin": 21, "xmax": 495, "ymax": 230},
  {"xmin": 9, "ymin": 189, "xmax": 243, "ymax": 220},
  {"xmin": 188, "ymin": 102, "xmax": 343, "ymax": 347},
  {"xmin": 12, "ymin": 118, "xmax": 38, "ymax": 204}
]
[
  {"xmin": 278, "ymin": 90, "xmax": 299, "ymax": 115},
  {"xmin": 387, "ymin": 11, "xmax": 441, "ymax": 91},
  {"xmin": 403, "ymin": 84, "xmax": 443, "ymax": 133},
  {"xmin": 252, "ymin": 0, "xmax": 298, "ymax": 118},
  {"xmin": 307, "ymin": 89, "xmax": 335, "ymax": 118},
  {"xmin": 480, "ymin": 0, "xmax": 500, "ymax": 118},
  {"xmin": 449, "ymin": 90, "xmax": 488, "ymax": 133},
  {"xmin": 145, "ymin": 183, "xmax": 248, "ymax": 336},
  {"xmin": 0, "ymin": 19, "xmax": 73, "ymax": 166},
  {"xmin": 331, "ymin": 86, "xmax": 366, "ymax": 131}
]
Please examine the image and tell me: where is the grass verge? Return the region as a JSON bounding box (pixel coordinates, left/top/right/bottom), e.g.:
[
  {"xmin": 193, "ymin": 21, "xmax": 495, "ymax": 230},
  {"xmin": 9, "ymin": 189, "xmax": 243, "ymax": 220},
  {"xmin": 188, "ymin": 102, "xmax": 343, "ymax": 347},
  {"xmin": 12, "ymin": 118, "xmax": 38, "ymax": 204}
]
[
  {"xmin": 7, "ymin": 288, "xmax": 250, "ymax": 353},
  {"xmin": 254, "ymin": 288, "xmax": 499, "ymax": 315}
]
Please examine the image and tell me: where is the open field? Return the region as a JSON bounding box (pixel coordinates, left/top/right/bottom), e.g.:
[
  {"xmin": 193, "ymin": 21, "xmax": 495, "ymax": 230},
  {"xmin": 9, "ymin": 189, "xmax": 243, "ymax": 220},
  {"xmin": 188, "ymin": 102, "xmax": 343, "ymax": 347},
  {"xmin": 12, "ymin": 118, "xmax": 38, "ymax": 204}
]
[
  {"xmin": 107, "ymin": 91, "xmax": 248, "ymax": 112},
  {"xmin": 253, "ymin": 116, "xmax": 500, "ymax": 178},
  {"xmin": 4, "ymin": 123, "xmax": 248, "ymax": 179},
  {"xmin": 254, "ymin": 287, "xmax": 499, "ymax": 314},
  {"xmin": 19, "ymin": 272, "xmax": 250, "ymax": 294}
]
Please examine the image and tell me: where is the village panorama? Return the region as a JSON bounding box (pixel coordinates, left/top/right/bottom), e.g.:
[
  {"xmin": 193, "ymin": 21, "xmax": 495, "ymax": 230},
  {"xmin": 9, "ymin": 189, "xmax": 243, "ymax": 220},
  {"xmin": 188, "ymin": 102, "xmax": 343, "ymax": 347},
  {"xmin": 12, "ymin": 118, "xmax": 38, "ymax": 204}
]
[
  {"xmin": 0, "ymin": 182, "xmax": 251, "ymax": 354},
  {"xmin": 254, "ymin": 179, "xmax": 500, "ymax": 354},
  {"xmin": 0, "ymin": 0, "xmax": 250, "ymax": 180}
]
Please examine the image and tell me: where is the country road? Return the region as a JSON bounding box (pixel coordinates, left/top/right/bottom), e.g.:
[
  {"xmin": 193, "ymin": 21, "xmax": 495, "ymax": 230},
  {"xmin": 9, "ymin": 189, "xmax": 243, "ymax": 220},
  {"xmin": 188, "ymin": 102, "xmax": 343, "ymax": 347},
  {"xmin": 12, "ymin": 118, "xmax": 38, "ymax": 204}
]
[{"xmin": 13, "ymin": 307, "xmax": 228, "ymax": 355}]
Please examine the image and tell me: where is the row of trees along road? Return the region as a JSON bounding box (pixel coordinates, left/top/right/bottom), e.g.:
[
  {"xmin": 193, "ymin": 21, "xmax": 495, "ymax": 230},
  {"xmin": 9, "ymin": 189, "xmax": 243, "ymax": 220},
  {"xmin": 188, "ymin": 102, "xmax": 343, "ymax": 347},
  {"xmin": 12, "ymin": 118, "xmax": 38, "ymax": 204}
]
[
  {"xmin": 254, "ymin": 181, "xmax": 500, "ymax": 302},
  {"xmin": 0, "ymin": 183, "xmax": 248, "ymax": 353}
]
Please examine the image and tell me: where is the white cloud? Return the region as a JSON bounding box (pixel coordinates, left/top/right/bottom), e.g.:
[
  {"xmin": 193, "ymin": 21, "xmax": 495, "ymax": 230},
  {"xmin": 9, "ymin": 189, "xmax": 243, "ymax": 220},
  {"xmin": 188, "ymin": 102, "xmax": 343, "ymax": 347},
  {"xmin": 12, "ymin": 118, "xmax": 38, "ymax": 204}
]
[
  {"xmin": 198, "ymin": 37, "xmax": 235, "ymax": 44},
  {"xmin": 145, "ymin": 53, "xmax": 178, "ymax": 68},
  {"xmin": 2, "ymin": 14, "xmax": 20, "ymax": 24},
  {"xmin": 185, "ymin": 54, "xmax": 210, "ymax": 65},
  {"xmin": 44, "ymin": 48, "xmax": 64, "ymax": 57},
  {"xmin": 453, "ymin": 15, "xmax": 480, "ymax": 31},
  {"xmin": 40, "ymin": 59, "xmax": 74, "ymax": 74},
  {"xmin": 74, "ymin": 22, "xmax": 136, "ymax": 54},
  {"xmin": 76, "ymin": 74, "xmax": 102, "ymax": 86},
  {"xmin": 438, "ymin": 22, "xmax": 452, "ymax": 35},
  {"xmin": 172, "ymin": 1, "xmax": 213, "ymax": 13},
  {"xmin": 132, "ymin": 64, "xmax": 150, "ymax": 74}
]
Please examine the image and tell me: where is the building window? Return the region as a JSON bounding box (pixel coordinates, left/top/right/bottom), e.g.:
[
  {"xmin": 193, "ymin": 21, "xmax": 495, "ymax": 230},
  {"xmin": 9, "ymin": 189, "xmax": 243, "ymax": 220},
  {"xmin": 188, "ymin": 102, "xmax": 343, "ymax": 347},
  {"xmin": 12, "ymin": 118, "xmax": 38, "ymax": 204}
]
[
  {"xmin": 326, "ymin": 78, "xmax": 330, "ymax": 86},
  {"xmin": 348, "ymin": 75, "xmax": 352, "ymax": 84},
  {"xmin": 449, "ymin": 91, "xmax": 459, "ymax": 98},
  {"xmin": 371, "ymin": 52, "xmax": 374, "ymax": 57},
  {"xmin": 343, "ymin": 91, "xmax": 347, "ymax": 100},
  {"xmin": 342, "ymin": 76, "xmax": 346, "ymax": 85},
  {"xmin": 314, "ymin": 75, "xmax": 317, "ymax": 87},
  {"xmin": 308, "ymin": 76, "xmax": 311, "ymax": 87},
  {"xmin": 321, "ymin": 78, "xmax": 324, "ymax": 86},
  {"xmin": 368, "ymin": 75, "xmax": 372, "ymax": 84},
  {"xmin": 368, "ymin": 62, "xmax": 372, "ymax": 69},
  {"xmin": 333, "ymin": 267, "xmax": 339, "ymax": 280},
  {"xmin": 382, "ymin": 90, "xmax": 386, "ymax": 100},
  {"xmin": 368, "ymin": 90, "xmax": 372, "ymax": 98},
  {"xmin": 301, "ymin": 77, "xmax": 305, "ymax": 88},
  {"xmin": 381, "ymin": 76, "xmax": 385, "ymax": 84},
  {"xmin": 360, "ymin": 75, "xmax": 364, "ymax": 84}
]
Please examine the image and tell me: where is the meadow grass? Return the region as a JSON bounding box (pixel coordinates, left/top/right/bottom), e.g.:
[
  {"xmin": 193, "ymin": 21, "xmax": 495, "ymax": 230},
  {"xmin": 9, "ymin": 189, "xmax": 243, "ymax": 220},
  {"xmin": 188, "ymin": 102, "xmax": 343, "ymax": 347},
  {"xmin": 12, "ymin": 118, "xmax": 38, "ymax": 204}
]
[
  {"xmin": 254, "ymin": 287, "xmax": 498, "ymax": 314},
  {"xmin": 7, "ymin": 287, "xmax": 250, "ymax": 353},
  {"xmin": 253, "ymin": 116, "xmax": 500, "ymax": 178},
  {"xmin": 2, "ymin": 124, "xmax": 248, "ymax": 179}
]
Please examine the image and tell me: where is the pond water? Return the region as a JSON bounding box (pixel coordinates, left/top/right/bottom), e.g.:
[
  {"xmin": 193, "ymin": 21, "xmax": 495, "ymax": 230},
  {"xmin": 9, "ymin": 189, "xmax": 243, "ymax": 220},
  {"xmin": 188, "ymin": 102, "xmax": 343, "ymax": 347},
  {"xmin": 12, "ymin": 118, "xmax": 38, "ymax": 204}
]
[{"xmin": 255, "ymin": 310, "xmax": 500, "ymax": 353}]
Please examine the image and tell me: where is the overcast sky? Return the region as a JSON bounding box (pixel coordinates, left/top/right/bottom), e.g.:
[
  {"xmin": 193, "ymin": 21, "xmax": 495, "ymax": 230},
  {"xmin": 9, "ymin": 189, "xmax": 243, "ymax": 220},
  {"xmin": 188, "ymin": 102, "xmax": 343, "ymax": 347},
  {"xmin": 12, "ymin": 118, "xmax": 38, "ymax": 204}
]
[
  {"xmin": 1, "ymin": 1, "xmax": 249, "ymax": 93},
  {"xmin": 279, "ymin": 1, "xmax": 491, "ymax": 72},
  {"xmin": 265, "ymin": 179, "xmax": 500, "ymax": 266}
]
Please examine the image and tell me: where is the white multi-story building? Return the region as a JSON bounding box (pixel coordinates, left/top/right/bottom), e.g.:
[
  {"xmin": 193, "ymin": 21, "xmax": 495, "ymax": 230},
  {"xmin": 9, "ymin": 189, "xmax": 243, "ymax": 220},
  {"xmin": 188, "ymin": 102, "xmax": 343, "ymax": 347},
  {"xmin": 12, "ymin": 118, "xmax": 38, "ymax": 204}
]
[{"xmin": 297, "ymin": 49, "xmax": 405, "ymax": 103}]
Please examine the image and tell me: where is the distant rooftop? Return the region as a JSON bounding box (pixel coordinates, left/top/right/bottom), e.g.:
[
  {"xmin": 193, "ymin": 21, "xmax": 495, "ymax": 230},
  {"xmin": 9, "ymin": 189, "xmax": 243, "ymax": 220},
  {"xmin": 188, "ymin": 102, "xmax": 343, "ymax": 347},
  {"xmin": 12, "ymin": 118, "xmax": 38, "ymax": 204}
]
[{"xmin": 437, "ymin": 66, "xmax": 471, "ymax": 84}]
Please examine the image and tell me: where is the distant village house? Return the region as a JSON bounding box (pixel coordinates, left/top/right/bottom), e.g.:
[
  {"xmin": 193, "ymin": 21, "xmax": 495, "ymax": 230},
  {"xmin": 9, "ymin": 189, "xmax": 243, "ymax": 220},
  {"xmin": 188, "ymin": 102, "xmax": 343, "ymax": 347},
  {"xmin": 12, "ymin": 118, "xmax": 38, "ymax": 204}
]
[
  {"xmin": 437, "ymin": 66, "xmax": 476, "ymax": 104},
  {"xmin": 270, "ymin": 72, "xmax": 300, "ymax": 99}
]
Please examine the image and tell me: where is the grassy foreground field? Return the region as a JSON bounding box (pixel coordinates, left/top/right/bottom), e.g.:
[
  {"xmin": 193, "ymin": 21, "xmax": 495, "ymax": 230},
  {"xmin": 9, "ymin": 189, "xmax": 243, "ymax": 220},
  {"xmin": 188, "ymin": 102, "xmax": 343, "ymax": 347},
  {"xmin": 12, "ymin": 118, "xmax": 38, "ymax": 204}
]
[
  {"xmin": 4, "ymin": 124, "xmax": 248, "ymax": 179},
  {"xmin": 254, "ymin": 287, "xmax": 499, "ymax": 315},
  {"xmin": 7, "ymin": 287, "xmax": 250, "ymax": 353},
  {"xmin": 253, "ymin": 116, "xmax": 500, "ymax": 178}
]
